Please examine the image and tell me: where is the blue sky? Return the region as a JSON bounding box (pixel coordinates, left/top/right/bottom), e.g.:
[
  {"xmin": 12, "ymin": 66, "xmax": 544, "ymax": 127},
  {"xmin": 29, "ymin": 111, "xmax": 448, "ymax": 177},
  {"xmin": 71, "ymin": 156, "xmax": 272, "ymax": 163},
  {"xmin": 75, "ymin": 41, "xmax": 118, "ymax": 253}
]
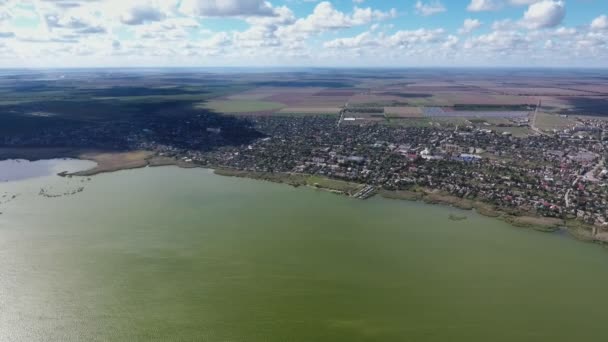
[{"xmin": 0, "ymin": 0, "xmax": 607, "ymax": 67}]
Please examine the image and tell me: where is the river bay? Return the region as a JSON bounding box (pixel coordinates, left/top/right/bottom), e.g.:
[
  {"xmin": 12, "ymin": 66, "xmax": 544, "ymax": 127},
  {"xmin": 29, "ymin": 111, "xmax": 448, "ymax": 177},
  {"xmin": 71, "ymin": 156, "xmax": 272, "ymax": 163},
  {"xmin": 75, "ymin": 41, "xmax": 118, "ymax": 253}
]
[{"xmin": 1, "ymin": 161, "xmax": 607, "ymax": 341}]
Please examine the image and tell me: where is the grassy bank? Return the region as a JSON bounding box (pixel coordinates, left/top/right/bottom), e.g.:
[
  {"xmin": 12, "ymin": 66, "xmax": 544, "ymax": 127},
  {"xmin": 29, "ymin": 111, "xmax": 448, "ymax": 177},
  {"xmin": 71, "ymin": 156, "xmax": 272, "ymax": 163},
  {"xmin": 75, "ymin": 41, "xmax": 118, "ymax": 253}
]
[
  {"xmin": 380, "ymin": 188, "xmax": 572, "ymax": 234},
  {"xmin": 213, "ymin": 168, "xmax": 364, "ymax": 195}
]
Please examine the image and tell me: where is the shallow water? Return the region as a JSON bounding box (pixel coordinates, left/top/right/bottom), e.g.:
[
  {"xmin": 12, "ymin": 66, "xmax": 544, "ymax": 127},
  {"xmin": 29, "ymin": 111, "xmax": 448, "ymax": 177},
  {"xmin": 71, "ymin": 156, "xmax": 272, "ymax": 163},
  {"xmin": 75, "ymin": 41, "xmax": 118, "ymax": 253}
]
[
  {"xmin": 0, "ymin": 159, "xmax": 95, "ymax": 182},
  {"xmin": 0, "ymin": 162, "xmax": 607, "ymax": 341}
]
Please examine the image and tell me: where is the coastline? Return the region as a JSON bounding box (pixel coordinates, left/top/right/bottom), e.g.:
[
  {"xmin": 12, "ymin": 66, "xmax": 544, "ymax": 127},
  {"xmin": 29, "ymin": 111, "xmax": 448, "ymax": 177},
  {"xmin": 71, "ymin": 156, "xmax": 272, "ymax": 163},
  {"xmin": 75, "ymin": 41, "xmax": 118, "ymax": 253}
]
[
  {"xmin": 1, "ymin": 147, "xmax": 605, "ymax": 245},
  {"xmin": 211, "ymin": 168, "xmax": 606, "ymax": 244}
]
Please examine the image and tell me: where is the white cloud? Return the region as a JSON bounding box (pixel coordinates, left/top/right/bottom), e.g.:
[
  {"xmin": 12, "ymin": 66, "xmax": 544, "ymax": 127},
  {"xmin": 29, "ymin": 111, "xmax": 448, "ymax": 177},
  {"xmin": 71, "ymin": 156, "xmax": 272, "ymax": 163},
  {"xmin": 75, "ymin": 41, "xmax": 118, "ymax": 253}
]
[
  {"xmin": 591, "ymin": 15, "xmax": 608, "ymax": 31},
  {"xmin": 323, "ymin": 31, "xmax": 376, "ymax": 48},
  {"xmin": 414, "ymin": 1, "xmax": 446, "ymax": 17},
  {"xmin": 459, "ymin": 18, "xmax": 482, "ymax": 34},
  {"xmin": 508, "ymin": 0, "xmax": 544, "ymax": 5},
  {"xmin": 442, "ymin": 35, "xmax": 459, "ymax": 49},
  {"xmin": 467, "ymin": 0, "xmax": 545, "ymax": 12},
  {"xmin": 389, "ymin": 28, "xmax": 446, "ymax": 46},
  {"xmin": 180, "ymin": 0, "xmax": 276, "ymax": 17},
  {"xmin": 520, "ymin": 0, "xmax": 565, "ymax": 29},
  {"xmin": 324, "ymin": 28, "xmax": 447, "ymax": 50},
  {"xmin": 553, "ymin": 26, "xmax": 576, "ymax": 37},
  {"xmin": 133, "ymin": 18, "xmax": 200, "ymax": 40},
  {"xmin": 120, "ymin": 4, "xmax": 165, "ymax": 25},
  {"xmin": 467, "ymin": 0, "xmax": 502, "ymax": 12},
  {"xmin": 464, "ymin": 30, "xmax": 529, "ymax": 51},
  {"xmin": 277, "ymin": 2, "xmax": 394, "ymax": 40},
  {"xmin": 353, "ymin": 6, "xmax": 397, "ymax": 23},
  {"xmin": 0, "ymin": 0, "xmax": 605, "ymax": 67},
  {"xmin": 0, "ymin": 7, "xmax": 12, "ymax": 22},
  {"xmin": 492, "ymin": 19, "xmax": 514, "ymax": 31}
]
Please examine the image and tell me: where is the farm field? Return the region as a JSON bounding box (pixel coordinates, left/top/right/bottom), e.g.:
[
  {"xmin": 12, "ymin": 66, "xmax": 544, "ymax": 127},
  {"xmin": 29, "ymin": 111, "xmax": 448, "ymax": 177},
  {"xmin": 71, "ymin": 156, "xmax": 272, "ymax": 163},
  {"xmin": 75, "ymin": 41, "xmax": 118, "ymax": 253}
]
[
  {"xmin": 277, "ymin": 107, "xmax": 341, "ymax": 115},
  {"xmin": 535, "ymin": 112, "xmax": 577, "ymax": 131},
  {"xmin": 1, "ymin": 68, "xmax": 607, "ymax": 135},
  {"xmin": 487, "ymin": 126, "xmax": 535, "ymax": 138},
  {"xmin": 384, "ymin": 106, "xmax": 424, "ymax": 118},
  {"xmin": 202, "ymin": 99, "xmax": 285, "ymax": 113}
]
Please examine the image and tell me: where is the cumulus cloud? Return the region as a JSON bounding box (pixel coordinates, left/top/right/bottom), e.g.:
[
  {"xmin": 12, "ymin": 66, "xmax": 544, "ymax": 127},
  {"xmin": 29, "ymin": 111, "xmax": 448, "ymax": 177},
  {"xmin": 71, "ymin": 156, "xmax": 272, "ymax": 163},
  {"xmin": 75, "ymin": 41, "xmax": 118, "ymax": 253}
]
[
  {"xmin": 0, "ymin": 0, "xmax": 605, "ymax": 67},
  {"xmin": 180, "ymin": 0, "xmax": 276, "ymax": 17},
  {"xmin": 389, "ymin": 29, "xmax": 445, "ymax": 46},
  {"xmin": 591, "ymin": 15, "xmax": 608, "ymax": 31},
  {"xmin": 323, "ymin": 32, "xmax": 376, "ymax": 49},
  {"xmin": 43, "ymin": 13, "xmax": 106, "ymax": 34},
  {"xmin": 324, "ymin": 28, "xmax": 446, "ymax": 50},
  {"xmin": 467, "ymin": 0, "xmax": 502, "ymax": 12},
  {"xmin": 467, "ymin": 0, "xmax": 546, "ymax": 12},
  {"xmin": 520, "ymin": 0, "xmax": 565, "ymax": 29},
  {"xmin": 464, "ymin": 30, "xmax": 529, "ymax": 51},
  {"xmin": 121, "ymin": 4, "xmax": 165, "ymax": 25},
  {"xmin": 508, "ymin": 0, "xmax": 542, "ymax": 5},
  {"xmin": 459, "ymin": 18, "xmax": 482, "ymax": 34},
  {"xmin": 133, "ymin": 18, "xmax": 201, "ymax": 41},
  {"xmin": 0, "ymin": 8, "xmax": 11, "ymax": 22},
  {"xmin": 414, "ymin": 1, "xmax": 446, "ymax": 16},
  {"xmin": 277, "ymin": 2, "xmax": 395, "ymax": 39}
]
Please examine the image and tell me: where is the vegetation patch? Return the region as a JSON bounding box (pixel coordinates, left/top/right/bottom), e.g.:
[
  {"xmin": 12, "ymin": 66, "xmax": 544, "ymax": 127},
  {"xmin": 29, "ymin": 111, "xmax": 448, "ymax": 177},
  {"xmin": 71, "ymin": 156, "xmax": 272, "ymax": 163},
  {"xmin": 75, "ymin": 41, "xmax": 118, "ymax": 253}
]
[
  {"xmin": 535, "ymin": 112, "xmax": 576, "ymax": 131},
  {"xmin": 214, "ymin": 169, "xmax": 363, "ymax": 195},
  {"xmin": 73, "ymin": 151, "xmax": 155, "ymax": 176},
  {"xmin": 504, "ymin": 215, "xmax": 563, "ymax": 232}
]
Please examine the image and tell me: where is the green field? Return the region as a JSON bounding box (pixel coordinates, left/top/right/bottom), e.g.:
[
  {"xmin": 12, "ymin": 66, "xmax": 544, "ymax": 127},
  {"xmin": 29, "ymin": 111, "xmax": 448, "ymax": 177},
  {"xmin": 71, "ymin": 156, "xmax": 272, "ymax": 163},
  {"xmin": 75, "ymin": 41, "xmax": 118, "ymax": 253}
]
[
  {"xmin": 307, "ymin": 175, "xmax": 364, "ymax": 194},
  {"xmin": 202, "ymin": 99, "xmax": 285, "ymax": 113},
  {"xmin": 535, "ymin": 112, "xmax": 576, "ymax": 131},
  {"xmin": 487, "ymin": 126, "xmax": 534, "ymax": 138},
  {"xmin": 386, "ymin": 118, "xmax": 433, "ymax": 127}
]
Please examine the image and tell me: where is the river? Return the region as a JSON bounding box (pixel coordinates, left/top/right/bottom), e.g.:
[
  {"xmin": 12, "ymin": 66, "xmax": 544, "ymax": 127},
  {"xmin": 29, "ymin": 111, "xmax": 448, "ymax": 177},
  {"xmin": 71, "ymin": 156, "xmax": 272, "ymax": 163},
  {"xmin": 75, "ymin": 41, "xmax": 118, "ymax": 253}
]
[{"xmin": 0, "ymin": 160, "xmax": 607, "ymax": 341}]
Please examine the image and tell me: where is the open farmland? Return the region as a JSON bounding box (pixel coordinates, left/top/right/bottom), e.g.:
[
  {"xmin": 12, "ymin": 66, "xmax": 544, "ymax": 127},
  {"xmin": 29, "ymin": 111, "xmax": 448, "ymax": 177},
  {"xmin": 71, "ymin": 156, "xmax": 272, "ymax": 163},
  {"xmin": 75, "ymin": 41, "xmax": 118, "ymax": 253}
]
[
  {"xmin": 422, "ymin": 107, "xmax": 529, "ymax": 118},
  {"xmin": 226, "ymin": 87, "xmax": 324, "ymax": 102},
  {"xmin": 535, "ymin": 112, "xmax": 577, "ymax": 131},
  {"xmin": 384, "ymin": 106, "xmax": 424, "ymax": 118},
  {"xmin": 438, "ymin": 93, "xmax": 536, "ymax": 106},
  {"xmin": 1, "ymin": 68, "xmax": 607, "ymax": 132},
  {"xmin": 487, "ymin": 126, "xmax": 535, "ymax": 138},
  {"xmin": 277, "ymin": 107, "xmax": 341, "ymax": 115},
  {"xmin": 202, "ymin": 99, "xmax": 285, "ymax": 114}
]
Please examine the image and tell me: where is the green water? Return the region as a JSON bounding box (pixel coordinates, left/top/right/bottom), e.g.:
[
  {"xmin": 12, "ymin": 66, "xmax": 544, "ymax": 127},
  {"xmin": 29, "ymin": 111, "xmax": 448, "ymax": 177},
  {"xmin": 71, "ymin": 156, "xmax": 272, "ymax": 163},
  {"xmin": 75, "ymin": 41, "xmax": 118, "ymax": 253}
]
[{"xmin": 1, "ymin": 163, "xmax": 607, "ymax": 342}]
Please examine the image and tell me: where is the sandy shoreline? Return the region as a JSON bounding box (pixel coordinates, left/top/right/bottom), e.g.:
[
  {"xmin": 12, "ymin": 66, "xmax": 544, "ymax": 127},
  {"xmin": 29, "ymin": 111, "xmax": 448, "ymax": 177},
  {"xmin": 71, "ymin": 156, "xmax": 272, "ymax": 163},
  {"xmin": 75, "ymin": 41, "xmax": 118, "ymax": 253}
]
[{"xmin": 1, "ymin": 147, "xmax": 605, "ymax": 245}]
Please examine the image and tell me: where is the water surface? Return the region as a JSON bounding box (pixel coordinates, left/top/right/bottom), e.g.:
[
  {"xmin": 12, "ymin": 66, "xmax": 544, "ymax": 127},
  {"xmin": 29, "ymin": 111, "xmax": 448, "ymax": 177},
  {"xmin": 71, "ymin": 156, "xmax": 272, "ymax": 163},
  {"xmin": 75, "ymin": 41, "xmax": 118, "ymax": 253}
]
[
  {"xmin": 0, "ymin": 159, "xmax": 95, "ymax": 182},
  {"xmin": 0, "ymin": 163, "xmax": 607, "ymax": 341}
]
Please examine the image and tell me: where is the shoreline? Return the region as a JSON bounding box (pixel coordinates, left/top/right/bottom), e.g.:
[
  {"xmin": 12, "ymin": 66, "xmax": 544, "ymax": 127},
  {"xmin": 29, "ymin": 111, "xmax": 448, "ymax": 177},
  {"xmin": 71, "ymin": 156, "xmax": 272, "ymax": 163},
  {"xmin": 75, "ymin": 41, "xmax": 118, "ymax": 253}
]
[
  {"xmin": 1, "ymin": 147, "xmax": 606, "ymax": 245},
  {"xmin": 210, "ymin": 168, "xmax": 607, "ymax": 244}
]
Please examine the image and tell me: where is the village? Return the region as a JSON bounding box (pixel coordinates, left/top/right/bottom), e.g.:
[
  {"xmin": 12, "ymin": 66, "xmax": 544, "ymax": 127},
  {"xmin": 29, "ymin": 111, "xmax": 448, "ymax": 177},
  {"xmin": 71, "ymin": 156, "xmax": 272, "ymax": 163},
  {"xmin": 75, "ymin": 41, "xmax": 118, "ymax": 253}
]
[
  {"xmin": 2, "ymin": 108, "xmax": 608, "ymax": 229},
  {"xmin": 176, "ymin": 115, "xmax": 608, "ymax": 228}
]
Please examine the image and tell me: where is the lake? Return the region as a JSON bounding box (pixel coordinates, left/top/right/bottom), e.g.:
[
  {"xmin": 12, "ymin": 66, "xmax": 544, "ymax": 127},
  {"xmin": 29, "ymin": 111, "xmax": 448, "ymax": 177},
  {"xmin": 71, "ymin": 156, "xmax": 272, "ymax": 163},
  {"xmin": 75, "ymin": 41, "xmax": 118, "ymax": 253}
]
[{"xmin": 1, "ymin": 160, "xmax": 607, "ymax": 341}]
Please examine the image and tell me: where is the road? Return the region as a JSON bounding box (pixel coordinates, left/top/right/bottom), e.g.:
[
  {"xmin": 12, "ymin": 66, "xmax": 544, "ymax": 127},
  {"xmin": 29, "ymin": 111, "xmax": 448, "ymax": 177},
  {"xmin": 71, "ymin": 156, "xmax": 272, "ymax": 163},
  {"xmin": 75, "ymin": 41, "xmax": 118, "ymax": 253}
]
[
  {"xmin": 530, "ymin": 100, "xmax": 547, "ymax": 136},
  {"xmin": 564, "ymin": 157, "xmax": 605, "ymax": 208},
  {"xmin": 584, "ymin": 157, "xmax": 605, "ymax": 182},
  {"xmin": 337, "ymin": 102, "xmax": 349, "ymax": 128}
]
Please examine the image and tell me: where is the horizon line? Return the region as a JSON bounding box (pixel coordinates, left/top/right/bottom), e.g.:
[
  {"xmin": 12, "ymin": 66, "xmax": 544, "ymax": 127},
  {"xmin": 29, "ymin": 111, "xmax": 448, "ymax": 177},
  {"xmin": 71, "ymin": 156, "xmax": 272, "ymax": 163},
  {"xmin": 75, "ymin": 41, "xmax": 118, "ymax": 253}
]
[{"xmin": 2, "ymin": 66, "xmax": 608, "ymax": 71}]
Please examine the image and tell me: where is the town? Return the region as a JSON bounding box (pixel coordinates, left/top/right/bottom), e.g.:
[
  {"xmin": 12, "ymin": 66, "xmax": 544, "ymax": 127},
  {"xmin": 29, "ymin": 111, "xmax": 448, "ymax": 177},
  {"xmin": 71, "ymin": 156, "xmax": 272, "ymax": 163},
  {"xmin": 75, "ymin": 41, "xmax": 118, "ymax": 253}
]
[
  {"xmin": 5, "ymin": 110, "xmax": 606, "ymax": 231},
  {"xmin": 188, "ymin": 115, "xmax": 608, "ymax": 229}
]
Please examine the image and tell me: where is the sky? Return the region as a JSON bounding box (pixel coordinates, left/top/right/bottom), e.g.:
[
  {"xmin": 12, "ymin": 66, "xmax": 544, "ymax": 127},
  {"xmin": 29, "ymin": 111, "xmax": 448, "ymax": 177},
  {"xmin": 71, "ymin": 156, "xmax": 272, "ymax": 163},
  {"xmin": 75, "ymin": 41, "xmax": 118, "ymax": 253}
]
[{"xmin": 0, "ymin": 0, "xmax": 607, "ymax": 68}]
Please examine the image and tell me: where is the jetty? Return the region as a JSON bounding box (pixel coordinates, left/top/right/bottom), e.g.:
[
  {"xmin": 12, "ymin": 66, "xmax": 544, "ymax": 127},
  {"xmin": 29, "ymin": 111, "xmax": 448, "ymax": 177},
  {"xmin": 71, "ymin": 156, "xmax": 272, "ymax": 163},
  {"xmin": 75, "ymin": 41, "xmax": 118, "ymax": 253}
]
[{"xmin": 353, "ymin": 185, "xmax": 376, "ymax": 200}]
